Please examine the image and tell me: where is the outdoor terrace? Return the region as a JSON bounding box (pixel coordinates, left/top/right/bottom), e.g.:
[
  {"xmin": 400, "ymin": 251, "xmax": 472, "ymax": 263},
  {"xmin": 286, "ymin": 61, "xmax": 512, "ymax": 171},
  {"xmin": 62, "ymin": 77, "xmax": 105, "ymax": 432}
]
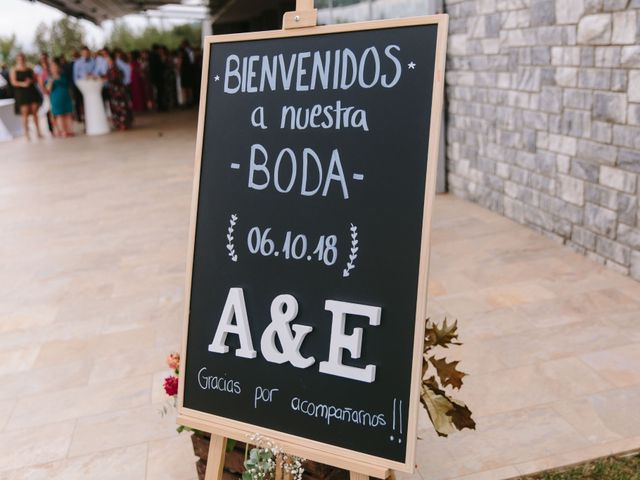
[{"xmin": 0, "ymin": 111, "xmax": 639, "ymax": 480}]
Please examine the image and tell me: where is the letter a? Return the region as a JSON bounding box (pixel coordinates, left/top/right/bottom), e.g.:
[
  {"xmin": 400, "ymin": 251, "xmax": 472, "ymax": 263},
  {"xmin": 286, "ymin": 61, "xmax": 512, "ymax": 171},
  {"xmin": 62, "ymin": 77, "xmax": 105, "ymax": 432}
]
[
  {"xmin": 208, "ymin": 288, "xmax": 257, "ymax": 359},
  {"xmin": 251, "ymin": 106, "xmax": 267, "ymax": 129}
]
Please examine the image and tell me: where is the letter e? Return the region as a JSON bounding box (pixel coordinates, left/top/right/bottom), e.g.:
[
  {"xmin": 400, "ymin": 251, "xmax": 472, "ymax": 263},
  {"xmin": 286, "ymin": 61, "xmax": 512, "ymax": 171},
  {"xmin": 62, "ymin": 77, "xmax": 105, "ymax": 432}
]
[{"xmin": 319, "ymin": 300, "xmax": 381, "ymax": 382}]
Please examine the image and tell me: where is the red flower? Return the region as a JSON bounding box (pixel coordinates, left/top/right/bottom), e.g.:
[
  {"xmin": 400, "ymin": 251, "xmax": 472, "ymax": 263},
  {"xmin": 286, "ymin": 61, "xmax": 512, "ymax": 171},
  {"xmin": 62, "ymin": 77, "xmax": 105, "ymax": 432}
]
[{"xmin": 163, "ymin": 376, "xmax": 179, "ymax": 396}]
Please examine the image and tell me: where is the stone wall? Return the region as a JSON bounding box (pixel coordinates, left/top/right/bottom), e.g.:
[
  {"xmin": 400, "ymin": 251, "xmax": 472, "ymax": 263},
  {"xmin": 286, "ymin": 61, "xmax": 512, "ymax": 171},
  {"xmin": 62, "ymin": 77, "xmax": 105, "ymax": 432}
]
[{"xmin": 444, "ymin": 0, "xmax": 640, "ymax": 280}]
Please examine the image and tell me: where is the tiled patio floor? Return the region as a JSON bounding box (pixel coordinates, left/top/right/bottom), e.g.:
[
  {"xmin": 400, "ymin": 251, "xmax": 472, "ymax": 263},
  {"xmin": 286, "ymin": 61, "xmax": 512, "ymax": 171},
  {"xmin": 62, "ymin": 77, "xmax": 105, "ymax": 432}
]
[{"xmin": 1, "ymin": 111, "xmax": 639, "ymax": 480}]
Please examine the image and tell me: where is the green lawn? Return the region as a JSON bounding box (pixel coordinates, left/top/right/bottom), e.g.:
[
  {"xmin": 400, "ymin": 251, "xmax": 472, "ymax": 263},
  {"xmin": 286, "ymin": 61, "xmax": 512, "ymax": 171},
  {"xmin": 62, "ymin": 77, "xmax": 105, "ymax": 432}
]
[{"xmin": 520, "ymin": 453, "xmax": 640, "ymax": 480}]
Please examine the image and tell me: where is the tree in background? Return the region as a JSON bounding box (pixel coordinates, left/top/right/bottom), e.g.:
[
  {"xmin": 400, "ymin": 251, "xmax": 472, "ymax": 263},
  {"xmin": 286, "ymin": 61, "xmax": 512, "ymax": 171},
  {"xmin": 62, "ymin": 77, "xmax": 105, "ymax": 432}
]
[
  {"xmin": 0, "ymin": 34, "xmax": 19, "ymax": 65},
  {"xmin": 33, "ymin": 16, "xmax": 86, "ymax": 56},
  {"xmin": 108, "ymin": 21, "xmax": 201, "ymax": 51}
]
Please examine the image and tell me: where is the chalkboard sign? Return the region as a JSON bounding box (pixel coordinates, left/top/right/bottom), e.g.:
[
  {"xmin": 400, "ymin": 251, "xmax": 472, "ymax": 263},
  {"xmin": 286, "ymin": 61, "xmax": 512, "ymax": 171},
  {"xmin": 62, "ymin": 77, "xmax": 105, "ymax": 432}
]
[{"xmin": 178, "ymin": 15, "xmax": 448, "ymax": 474}]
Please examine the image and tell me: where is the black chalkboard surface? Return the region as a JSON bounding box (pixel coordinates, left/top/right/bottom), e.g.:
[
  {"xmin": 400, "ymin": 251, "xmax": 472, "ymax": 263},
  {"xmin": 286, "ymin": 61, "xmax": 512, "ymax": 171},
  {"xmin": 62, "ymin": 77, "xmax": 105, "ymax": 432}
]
[{"xmin": 179, "ymin": 16, "xmax": 447, "ymax": 472}]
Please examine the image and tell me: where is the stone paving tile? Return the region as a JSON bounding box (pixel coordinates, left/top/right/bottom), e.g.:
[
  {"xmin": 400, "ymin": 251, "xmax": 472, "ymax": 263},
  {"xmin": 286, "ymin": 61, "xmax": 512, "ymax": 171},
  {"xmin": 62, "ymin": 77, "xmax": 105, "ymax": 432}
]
[
  {"xmin": 0, "ymin": 422, "xmax": 75, "ymax": 473},
  {"xmin": 0, "ymin": 444, "xmax": 148, "ymax": 480}
]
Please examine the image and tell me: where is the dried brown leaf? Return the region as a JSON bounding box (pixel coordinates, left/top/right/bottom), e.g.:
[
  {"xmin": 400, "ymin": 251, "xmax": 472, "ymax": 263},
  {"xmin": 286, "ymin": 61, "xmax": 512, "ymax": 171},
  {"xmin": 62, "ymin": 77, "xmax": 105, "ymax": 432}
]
[{"xmin": 429, "ymin": 356, "xmax": 466, "ymax": 389}]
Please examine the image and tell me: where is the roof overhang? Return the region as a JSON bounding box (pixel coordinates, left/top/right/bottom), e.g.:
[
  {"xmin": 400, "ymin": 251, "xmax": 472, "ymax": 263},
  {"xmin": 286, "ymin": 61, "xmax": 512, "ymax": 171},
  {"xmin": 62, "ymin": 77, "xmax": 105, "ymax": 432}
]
[{"xmin": 34, "ymin": 0, "xmax": 199, "ymax": 24}]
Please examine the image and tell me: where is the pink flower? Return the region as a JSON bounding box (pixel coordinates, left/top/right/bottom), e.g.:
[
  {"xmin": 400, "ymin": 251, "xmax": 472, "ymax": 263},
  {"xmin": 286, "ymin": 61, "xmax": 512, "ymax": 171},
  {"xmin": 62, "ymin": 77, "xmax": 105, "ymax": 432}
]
[
  {"xmin": 163, "ymin": 376, "xmax": 179, "ymax": 396},
  {"xmin": 166, "ymin": 352, "xmax": 180, "ymax": 371}
]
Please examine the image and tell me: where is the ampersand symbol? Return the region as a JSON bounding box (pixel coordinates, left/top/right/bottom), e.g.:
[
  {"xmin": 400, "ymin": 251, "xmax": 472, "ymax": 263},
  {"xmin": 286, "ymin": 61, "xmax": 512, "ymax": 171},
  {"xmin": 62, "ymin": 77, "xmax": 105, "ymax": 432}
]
[{"xmin": 260, "ymin": 294, "xmax": 315, "ymax": 369}]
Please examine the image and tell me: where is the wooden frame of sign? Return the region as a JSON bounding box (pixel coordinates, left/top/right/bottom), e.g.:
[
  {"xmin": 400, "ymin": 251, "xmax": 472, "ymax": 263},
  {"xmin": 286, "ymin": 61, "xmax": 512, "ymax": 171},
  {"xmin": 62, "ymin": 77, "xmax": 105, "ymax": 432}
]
[{"xmin": 177, "ymin": 1, "xmax": 448, "ymax": 479}]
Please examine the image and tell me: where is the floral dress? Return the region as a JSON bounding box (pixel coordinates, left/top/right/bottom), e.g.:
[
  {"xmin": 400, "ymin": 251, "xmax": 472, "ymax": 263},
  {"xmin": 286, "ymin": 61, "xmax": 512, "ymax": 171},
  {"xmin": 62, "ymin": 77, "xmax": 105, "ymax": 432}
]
[{"xmin": 107, "ymin": 65, "xmax": 133, "ymax": 130}]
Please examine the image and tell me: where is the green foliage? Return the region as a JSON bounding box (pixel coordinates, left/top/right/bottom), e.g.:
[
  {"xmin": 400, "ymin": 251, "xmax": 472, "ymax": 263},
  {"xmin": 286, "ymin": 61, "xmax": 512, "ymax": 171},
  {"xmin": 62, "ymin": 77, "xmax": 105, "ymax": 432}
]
[
  {"xmin": 0, "ymin": 34, "xmax": 19, "ymax": 64},
  {"xmin": 33, "ymin": 17, "xmax": 86, "ymax": 56},
  {"xmin": 107, "ymin": 21, "xmax": 202, "ymax": 51}
]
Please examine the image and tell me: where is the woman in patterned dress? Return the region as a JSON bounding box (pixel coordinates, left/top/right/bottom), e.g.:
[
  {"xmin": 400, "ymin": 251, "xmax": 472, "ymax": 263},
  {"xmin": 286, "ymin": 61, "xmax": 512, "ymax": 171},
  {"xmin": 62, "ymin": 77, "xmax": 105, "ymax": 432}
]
[{"xmin": 104, "ymin": 53, "xmax": 133, "ymax": 131}]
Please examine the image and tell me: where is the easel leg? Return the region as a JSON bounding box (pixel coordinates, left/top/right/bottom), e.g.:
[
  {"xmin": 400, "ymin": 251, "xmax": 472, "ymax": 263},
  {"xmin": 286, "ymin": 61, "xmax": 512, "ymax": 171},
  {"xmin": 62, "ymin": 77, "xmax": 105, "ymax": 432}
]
[
  {"xmin": 204, "ymin": 435, "xmax": 227, "ymax": 480},
  {"xmin": 350, "ymin": 472, "xmax": 369, "ymax": 480}
]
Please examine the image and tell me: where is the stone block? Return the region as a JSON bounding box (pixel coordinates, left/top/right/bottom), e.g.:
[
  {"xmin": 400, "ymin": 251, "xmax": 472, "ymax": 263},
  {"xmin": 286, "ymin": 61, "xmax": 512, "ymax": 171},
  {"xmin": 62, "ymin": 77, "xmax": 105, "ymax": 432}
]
[
  {"xmin": 533, "ymin": 151, "xmax": 558, "ymax": 176},
  {"xmin": 602, "ymin": 0, "xmax": 632, "ymax": 10},
  {"xmin": 629, "ymin": 70, "xmax": 640, "ymax": 102},
  {"xmin": 618, "ymin": 149, "xmax": 640, "ymax": 173},
  {"xmin": 448, "ymin": 34, "xmax": 468, "ymax": 55},
  {"xmin": 600, "ymin": 165, "xmax": 637, "ymax": 193},
  {"xmin": 577, "ymin": 14, "xmax": 612, "ymax": 44},
  {"xmin": 529, "ymin": 172, "xmax": 556, "ymax": 194},
  {"xmin": 618, "ymin": 224, "xmax": 640, "ymax": 249},
  {"xmin": 593, "ymin": 91, "xmax": 627, "ymax": 123},
  {"xmin": 584, "ymin": 202, "xmax": 617, "ymax": 237},
  {"xmin": 612, "ymin": 10, "xmax": 637, "ymax": 44},
  {"xmin": 584, "ymin": 0, "xmax": 603, "ymax": 13},
  {"xmin": 561, "ymin": 109, "xmax": 591, "ymax": 137},
  {"xmin": 572, "ymin": 225, "xmax": 597, "ymax": 249},
  {"xmin": 613, "ymin": 125, "xmax": 640, "ymax": 149},
  {"xmin": 628, "ymin": 104, "xmax": 640, "ymax": 126},
  {"xmin": 591, "ymin": 121, "xmax": 612, "ymax": 143},
  {"xmin": 551, "ymin": 46, "xmax": 581, "ymax": 65},
  {"xmin": 617, "ymin": 193, "xmax": 638, "ymax": 225},
  {"xmin": 578, "ymin": 68, "xmax": 611, "ymax": 89},
  {"xmin": 570, "ymin": 158, "xmax": 600, "ymax": 183},
  {"xmin": 576, "ymin": 139, "xmax": 618, "ymax": 164},
  {"xmin": 547, "ymin": 133, "xmax": 577, "ymax": 156},
  {"xmin": 621, "ymin": 46, "xmax": 640, "ymax": 66},
  {"xmin": 631, "ymin": 251, "xmax": 640, "ymax": 281},
  {"xmin": 523, "ymin": 204, "xmax": 556, "ymax": 231},
  {"xmin": 585, "ymin": 183, "xmax": 618, "ymax": 210},
  {"xmin": 555, "ymin": 67, "xmax": 578, "ymax": 87},
  {"xmin": 564, "ymin": 88, "xmax": 593, "ymax": 109},
  {"xmin": 581, "ymin": 46, "xmax": 596, "ymax": 66},
  {"xmin": 557, "ymin": 155, "xmax": 571, "ymax": 174},
  {"xmin": 516, "ymin": 67, "xmax": 542, "ymax": 92},
  {"xmin": 485, "ymin": 13, "xmax": 501, "ymax": 37},
  {"xmin": 611, "ymin": 69, "xmax": 627, "ymax": 91},
  {"xmin": 594, "ymin": 46, "xmax": 621, "ymax": 67},
  {"xmin": 605, "ymin": 259, "xmax": 629, "ymax": 275},
  {"xmin": 558, "ymin": 174, "xmax": 585, "ymax": 205},
  {"xmin": 531, "ymin": 0, "xmax": 556, "ymax": 26},
  {"xmin": 522, "ymin": 110, "xmax": 548, "ymax": 130},
  {"xmin": 556, "ymin": 0, "xmax": 585, "ymax": 24},
  {"xmin": 539, "ymin": 86, "xmax": 563, "ymax": 113},
  {"xmin": 540, "ymin": 193, "xmax": 584, "ymax": 223},
  {"xmin": 596, "ymin": 237, "xmax": 631, "ymax": 265}
]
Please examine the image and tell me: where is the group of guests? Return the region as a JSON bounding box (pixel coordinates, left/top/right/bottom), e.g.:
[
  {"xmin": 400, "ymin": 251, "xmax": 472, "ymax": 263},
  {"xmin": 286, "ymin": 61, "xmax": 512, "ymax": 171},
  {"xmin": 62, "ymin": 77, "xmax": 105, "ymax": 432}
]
[{"xmin": 6, "ymin": 41, "xmax": 202, "ymax": 140}]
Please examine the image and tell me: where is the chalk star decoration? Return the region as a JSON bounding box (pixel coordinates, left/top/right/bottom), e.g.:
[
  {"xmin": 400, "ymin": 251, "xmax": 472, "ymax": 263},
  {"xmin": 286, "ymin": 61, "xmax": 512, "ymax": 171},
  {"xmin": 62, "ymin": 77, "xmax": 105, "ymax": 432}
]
[
  {"xmin": 214, "ymin": 75, "xmax": 220, "ymax": 82},
  {"xmin": 408, "ymin": 61, "xmax": 416, "ymax": 70}
]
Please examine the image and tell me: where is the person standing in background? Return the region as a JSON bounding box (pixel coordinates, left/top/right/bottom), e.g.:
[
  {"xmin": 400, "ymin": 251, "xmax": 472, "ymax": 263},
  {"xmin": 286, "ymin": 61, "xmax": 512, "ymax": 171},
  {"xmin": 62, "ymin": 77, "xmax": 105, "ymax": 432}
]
[
  {"xmin": 140, "ymin": 50, "xmax": 154, "ymax": 110},
  {"xmin": 69, "ymin": 51, "xmax": 83, "ymax": 121},
  {"xmin": 103, "ymin": 52, "xmax": 132, "ymax": 131},
  {"xmin": 45, "ymin": 59, "xmax": 74, "ymax": 137},
  {"xmin": 10, "ymin": 53, "xmax": 43, "ymax": 140},
  {"xmin": 179, "ymin": 40, "xmax": 194, "ymax": 106},
  {"xmin": 73, "ymin": 46, "xmax": 96, "ymax": 123},
  {"xmin": 0, "ymin": 63, "xmax": 13, "ymax": 99},
  {"xmin": 114, "ymin": 49, "xmax": 131, "ymax": 87},
  {"xmin": 160, "ymin": 46, "xmax": 176, "ymax": 111},
  {"xmin": 34, "ymin": 52, "xmax": 57, "ymax": 136},
  {"xmin": 149, "ymin": 44, "xmax": 165, "ymax": 112},
  {"xmin": 129, "ymin": 50, "xmax": 146, "ymax": 113}
]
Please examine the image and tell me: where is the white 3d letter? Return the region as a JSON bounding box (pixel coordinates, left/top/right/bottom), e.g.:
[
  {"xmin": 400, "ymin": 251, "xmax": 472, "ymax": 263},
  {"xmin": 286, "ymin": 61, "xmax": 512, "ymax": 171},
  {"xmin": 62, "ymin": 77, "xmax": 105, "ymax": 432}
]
[
  {"xmin": 208, "ymin": 288, "xmax": 257, "ymax": 359},
  {"xmin": 319, "ymin": 300, "xmax": 381, "ymax": 383}
]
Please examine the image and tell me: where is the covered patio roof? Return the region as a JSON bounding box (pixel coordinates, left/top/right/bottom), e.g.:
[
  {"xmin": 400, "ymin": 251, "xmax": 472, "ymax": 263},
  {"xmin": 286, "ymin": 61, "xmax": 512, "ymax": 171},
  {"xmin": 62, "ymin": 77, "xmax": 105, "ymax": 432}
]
[{"xmin": 34, "ymin": 0, "xmax": 208, "ymax": 23}]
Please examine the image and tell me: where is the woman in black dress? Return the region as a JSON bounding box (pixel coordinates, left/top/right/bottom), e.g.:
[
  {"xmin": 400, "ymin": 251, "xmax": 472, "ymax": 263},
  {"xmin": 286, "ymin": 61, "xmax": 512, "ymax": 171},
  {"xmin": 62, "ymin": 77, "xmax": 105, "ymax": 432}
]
[{"xmin": 10, "ymin": 53, "xmax": 43, "ymax": 140}]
